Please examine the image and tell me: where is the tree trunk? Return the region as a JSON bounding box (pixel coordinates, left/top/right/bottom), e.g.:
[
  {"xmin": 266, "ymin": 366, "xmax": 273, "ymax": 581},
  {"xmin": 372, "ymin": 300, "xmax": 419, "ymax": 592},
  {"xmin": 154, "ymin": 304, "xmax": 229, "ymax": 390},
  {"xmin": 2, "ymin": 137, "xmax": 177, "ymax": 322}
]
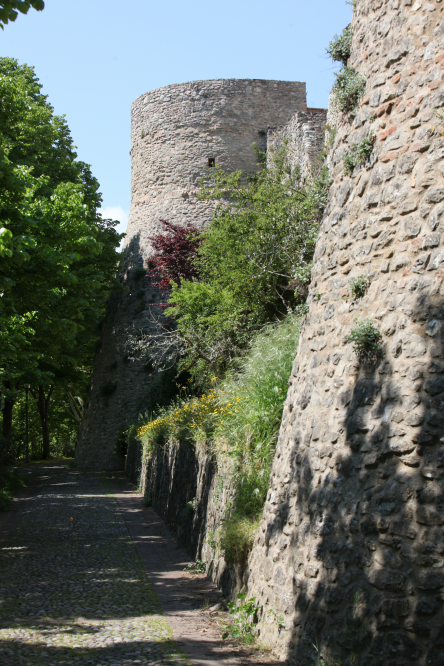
[
  {"xmin": 32, "ymin": 385, "xmax": 53, "ymax": 460},
  {"xmin": 2, "ymin": 381, "xmax": 17, "ymax": 438}
]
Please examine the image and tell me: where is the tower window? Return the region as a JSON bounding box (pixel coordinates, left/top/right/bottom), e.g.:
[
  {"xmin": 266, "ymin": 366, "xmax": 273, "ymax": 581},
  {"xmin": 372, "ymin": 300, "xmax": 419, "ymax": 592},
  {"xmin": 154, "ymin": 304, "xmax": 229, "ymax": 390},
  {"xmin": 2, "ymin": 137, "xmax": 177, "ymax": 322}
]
[{"xmin": 208, "ymin": 157, "xmax": 215, "ymax": 168}]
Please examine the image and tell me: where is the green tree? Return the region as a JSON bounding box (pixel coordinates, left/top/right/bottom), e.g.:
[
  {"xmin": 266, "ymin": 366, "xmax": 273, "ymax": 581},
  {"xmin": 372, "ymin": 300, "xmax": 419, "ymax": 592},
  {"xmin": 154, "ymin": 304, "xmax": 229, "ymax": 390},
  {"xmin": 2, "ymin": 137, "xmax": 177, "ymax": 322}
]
[
  {"xmin": 163, "ymin": 146, "xmax": 325, "ymax": 387},
  {"xmin": 0, "ymin": 1, "xmax": 44, "ymax": 28},
  {"xmin": 0, "ymin": 58, "xmax": 123, "ymax": 456}
]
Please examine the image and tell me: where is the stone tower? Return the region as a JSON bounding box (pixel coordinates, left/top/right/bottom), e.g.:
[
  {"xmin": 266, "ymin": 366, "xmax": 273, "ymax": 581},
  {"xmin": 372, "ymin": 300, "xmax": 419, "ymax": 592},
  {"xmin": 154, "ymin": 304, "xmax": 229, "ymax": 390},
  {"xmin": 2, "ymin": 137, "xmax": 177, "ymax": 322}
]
[{"xmin": 76, "ymin": 79, "xmax": 308, "ymax": 470}]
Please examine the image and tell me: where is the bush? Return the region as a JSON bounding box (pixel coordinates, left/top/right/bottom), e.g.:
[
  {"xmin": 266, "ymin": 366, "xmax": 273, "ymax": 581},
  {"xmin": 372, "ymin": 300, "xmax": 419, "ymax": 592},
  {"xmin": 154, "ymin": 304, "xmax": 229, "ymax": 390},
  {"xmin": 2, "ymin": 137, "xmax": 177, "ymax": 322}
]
[
  {"xmin": 221, "ymin": 515, "xmax": 260, "ymax": 566},
  {"xmin": 332, "ymin": 67, "xmax": 366, "ymax": 116},
  {"xmin": 165, "ymin": 148, "xmax": 319, "ymax": 387},
  {"xmin": 344, "ymin": 318, "xmax": 383, "ymax": 362},
  {"xmin": 349, "ymin": 275, "xmax": 370, "ymax": 299},
  {"xmin": 326, "ymin": 25, "xmax": 353, "ymax": 65}
]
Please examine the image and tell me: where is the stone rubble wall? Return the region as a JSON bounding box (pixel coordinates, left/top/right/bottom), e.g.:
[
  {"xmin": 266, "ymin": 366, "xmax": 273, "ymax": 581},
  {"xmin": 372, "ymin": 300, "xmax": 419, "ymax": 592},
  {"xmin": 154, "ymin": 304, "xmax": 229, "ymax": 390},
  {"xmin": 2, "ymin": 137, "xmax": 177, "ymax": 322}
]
[
  {"xmin": 268, "ymin": 109, "xmax": 328, "ymax": 181},
  {"xmin": 76, "ymin": 79, "xmax": 310, "ymax": 470},
  {"xmin": 125, "ymin": 437, "xmax": 247, "ymax": 596},
  {"xmin": 246, "ymin": 1, "xmax": 444, "ymax": 664}
]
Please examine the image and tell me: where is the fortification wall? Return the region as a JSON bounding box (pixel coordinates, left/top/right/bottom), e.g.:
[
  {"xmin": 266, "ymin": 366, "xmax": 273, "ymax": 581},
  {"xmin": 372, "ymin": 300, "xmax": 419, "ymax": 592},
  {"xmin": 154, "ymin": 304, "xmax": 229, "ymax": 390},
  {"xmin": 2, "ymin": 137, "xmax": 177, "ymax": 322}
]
[
  {"xmin": 268, "ymin": 109, "xmax": 328, "ymax": 181},
  {"xmin": 76, "ymin": 79, "xmax": 308, "ymax": 470},
  {"xmin": 246, "ymin": 1, "xmax": 444, "ymax": 663}
]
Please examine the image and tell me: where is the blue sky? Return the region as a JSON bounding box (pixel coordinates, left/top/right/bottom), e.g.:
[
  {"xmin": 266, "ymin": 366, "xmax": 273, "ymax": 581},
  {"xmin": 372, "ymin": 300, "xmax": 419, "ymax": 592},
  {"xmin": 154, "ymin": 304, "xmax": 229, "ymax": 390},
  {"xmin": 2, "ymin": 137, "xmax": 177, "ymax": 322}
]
[{"xmin": 0, "ymin": 0, "xmax": 352, "ymax": 237}]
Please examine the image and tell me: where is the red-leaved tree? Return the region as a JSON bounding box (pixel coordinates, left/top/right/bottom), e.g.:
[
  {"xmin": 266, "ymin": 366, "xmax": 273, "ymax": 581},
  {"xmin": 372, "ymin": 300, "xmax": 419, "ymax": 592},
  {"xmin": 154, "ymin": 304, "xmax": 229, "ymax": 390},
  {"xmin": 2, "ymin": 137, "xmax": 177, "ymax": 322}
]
[{"xmin": 147, "ymin": 219, "xmax": 202, "ymax": 292}]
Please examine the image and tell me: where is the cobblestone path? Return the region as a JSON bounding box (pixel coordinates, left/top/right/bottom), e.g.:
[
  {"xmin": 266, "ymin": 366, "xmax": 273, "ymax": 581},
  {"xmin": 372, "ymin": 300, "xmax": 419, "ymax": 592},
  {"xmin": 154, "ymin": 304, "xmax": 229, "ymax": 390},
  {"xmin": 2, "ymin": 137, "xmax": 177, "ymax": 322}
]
[{"xmin": 0, "ymin": 467, "xmax": 188, "ymax": 666}]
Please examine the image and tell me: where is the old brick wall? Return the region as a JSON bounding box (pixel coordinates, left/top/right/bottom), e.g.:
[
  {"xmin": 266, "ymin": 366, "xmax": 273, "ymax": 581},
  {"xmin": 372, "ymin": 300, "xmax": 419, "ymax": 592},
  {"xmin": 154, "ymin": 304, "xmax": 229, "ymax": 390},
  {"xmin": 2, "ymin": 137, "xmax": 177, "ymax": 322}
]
[
  {"xmin": 76, "ymin": 79, "xmax": 308, "ymax": 470},
  {"xmin": 246, "ymin": 1, "xmax": 444, "ymax": 663}
]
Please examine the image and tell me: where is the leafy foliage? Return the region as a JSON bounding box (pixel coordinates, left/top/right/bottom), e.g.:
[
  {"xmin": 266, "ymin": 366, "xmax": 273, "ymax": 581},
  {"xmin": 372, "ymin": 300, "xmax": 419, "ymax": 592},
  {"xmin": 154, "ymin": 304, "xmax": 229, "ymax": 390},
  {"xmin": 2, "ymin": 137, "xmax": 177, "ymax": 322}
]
[
  {"xmin": 349, "ymin": 275, "xmax": 370, "ymax": 299},
  {"xmin": 332, "ymin": 67, "xmax": 366, "ymax": 116},
  {"xmin": 343, "ymin": 133, "xmax": 375, "ymax": 175},
  {"xmin": 344, "ymin": 318, "xmax": 383, "ymax": 362},
  {"xmin": 223, "ymin": 593, "xmax": 262, "ymax": 644},
  {"xmin": 0, "ymin": 58, "xmax": 122, "ymax": 456},
  {"xmin": 148, "ymin": 219, "xmax": 202, "ymax": 292},
  {"xmin": 183, "ymin": 559, "xmax": 206, "ymax": 574},
  {"xmin": 0, "ymin": 0, "xmax": 44, "ymax": 29},
  {"xmin": 163, "ymin": 148, "xmax": 321, "ymax": 387},
  {"xmin": 326, "ymin": 25, "xmax": 353, "ymax": 65}
]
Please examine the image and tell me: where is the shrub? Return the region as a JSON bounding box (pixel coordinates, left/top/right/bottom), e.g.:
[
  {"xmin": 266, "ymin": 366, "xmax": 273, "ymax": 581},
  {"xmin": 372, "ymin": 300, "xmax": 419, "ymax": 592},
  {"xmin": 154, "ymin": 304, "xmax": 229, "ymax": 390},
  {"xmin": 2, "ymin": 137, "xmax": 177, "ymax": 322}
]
[
  {"xmin": 350, "ymin": 275, "xmax": 370, "ymax": 299},
  {"xmin": 332, "ymin": 67, "xmax": 366, "ymax": 116},
  {"xmin": 221, "ymin": 515, "xmax": 260, "ymax": 566},
  {"xmin": 326, "ymin": 24, "xmax": 353, "ymax": 65},
  {"xmin": 223, "ymin": 593, "xmax": 262, "ymax": 644},
  {"xmin": 167, "ymin": 149, "xmax": 319, "ymax": 386},
  {"xmin": 343, "ymin": 133, "xmax": 375, "ymax": 175},
  {"xmin": 344, "ymin": 318, "xmax": 383, "ymax": 362},
  {"xmin": 309, "ymin": 165, "xmax": 331, "ymax": 221},
  {"xmin": 147, "ymin": 219, "xmax": 202, "ymax": 292}
]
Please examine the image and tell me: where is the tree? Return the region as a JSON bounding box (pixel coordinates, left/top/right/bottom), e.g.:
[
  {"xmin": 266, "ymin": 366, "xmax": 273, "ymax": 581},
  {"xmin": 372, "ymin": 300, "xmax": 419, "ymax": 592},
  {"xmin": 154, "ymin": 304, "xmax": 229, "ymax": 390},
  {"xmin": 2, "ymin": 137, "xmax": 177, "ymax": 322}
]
[
  {"xmin": 0, "ymin": 58, "xmax": 123, "ymax": 456},
  {"xmin": 127, "ymin": 145, "xmax": 328, "ymax": 389},
  {"xmin": 147, "ymin": 219, "xmax": 202, "ymax": 292},
  {"xmin": 166, "ymin": 147, "xmax": 325, "ymax": 386},
  {"xmin": 0, "ymin": 1, "xmax": 44, "ymax": 29}
]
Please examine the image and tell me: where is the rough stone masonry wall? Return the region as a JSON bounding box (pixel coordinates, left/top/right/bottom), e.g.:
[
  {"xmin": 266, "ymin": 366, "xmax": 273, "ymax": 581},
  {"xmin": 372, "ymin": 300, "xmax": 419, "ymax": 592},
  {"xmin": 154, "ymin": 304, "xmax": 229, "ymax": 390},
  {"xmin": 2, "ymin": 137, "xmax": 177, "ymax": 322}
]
[
  {"xmin": 246, "ymin": 1, "xmax": 444, "ymax": 664},
  {"xmin": 126, "ymin": 438, "xmax": 246, "ymax": 596},
  {"xmin": 76, "ymin": 79, "xmax": 308, "ymax": 470},
  {"xmin": 268, "ymin": 109, "xmax": 328, "ymax": 182}
]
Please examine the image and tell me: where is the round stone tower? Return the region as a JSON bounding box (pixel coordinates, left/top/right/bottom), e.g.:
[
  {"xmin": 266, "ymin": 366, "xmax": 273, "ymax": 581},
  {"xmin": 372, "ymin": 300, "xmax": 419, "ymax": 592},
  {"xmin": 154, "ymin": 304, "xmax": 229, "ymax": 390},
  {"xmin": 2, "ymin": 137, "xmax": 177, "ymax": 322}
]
[{"xmin": 76, "ymin": 78, "xmax": 308, "ymax": 470}]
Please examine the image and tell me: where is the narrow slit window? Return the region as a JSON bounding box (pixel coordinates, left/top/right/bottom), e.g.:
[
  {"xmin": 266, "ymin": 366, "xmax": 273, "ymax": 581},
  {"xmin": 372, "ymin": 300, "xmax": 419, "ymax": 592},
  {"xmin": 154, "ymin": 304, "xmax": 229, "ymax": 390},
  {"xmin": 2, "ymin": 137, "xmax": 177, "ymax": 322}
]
[{"xmin": 208, "ymin": 157, "xmax": 216, "ymax": 168}]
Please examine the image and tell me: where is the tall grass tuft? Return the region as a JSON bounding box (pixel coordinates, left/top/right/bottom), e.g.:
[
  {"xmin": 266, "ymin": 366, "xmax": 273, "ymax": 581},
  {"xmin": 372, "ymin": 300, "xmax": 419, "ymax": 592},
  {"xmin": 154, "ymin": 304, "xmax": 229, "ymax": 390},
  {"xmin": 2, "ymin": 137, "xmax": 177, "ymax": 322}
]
[{"xmin": 215, "ymin": 314, "xmax": 300, "ymax": 562}]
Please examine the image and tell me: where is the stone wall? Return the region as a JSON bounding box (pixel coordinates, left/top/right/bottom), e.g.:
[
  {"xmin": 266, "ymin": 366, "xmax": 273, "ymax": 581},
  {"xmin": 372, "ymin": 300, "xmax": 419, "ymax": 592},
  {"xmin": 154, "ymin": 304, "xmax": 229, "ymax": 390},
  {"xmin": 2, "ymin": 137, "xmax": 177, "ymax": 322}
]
[
  {"xmin": 125, "ymin": 437, "xmax": 247, "ymax": 596},
  {"xmin": 246, "ymin": 1, "xmax": 444, "ymax": 664},
  {"xmin": 76, "ymin": 79, "xmax": 310, "ymax": 470},
  {"xmin": 268, "ymin": 109, "xmax": 328, "ymax": 181}
]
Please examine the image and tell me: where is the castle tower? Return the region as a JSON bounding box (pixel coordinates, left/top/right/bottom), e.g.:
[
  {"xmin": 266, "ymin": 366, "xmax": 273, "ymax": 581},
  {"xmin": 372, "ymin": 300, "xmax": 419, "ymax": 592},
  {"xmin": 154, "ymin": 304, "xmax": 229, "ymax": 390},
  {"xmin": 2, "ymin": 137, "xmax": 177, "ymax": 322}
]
[{"xmin": 76, "ymin": 79, "xmax": 308, "ymax": 470}]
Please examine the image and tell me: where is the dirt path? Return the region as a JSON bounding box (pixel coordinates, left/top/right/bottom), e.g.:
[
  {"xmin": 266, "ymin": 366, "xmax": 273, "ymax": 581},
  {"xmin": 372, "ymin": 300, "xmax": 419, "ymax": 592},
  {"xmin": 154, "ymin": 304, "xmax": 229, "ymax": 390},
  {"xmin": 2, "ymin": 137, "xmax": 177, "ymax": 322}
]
[{"xmin": 0, "ymin": 466, "xmax": 278, "ymax": 666}]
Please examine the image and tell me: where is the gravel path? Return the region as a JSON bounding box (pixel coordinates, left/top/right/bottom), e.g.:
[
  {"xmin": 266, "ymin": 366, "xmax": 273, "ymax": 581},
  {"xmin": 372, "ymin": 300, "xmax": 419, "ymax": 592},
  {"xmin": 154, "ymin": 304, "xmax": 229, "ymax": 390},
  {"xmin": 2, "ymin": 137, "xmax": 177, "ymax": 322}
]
[{"xmin": 0, "ymin": 466, "xmax": 188, "ymax": 666}]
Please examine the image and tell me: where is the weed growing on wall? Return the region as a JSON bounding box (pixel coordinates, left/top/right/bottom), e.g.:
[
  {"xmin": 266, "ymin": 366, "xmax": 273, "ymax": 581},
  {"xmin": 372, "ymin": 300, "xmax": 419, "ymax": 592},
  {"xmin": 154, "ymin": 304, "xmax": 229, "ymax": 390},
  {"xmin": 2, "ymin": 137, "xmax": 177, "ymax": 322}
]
[
  {"xmin": 331, "ymin": 67, "xmax": 366, "ymax": 116},
  {"xmin": 349, "ymin": 275, "xmax": 370, "ymax": 299},
  {"xmin": 344, "ymin": 318, "xmax": 383, "ymax": 362},
  {"xmin": 343, "ymin": 133, "xmax": 375, "ymax": 175},
  {"xmin": 326, "ymin": 24, "xmax": 353, "ymax": 65}
]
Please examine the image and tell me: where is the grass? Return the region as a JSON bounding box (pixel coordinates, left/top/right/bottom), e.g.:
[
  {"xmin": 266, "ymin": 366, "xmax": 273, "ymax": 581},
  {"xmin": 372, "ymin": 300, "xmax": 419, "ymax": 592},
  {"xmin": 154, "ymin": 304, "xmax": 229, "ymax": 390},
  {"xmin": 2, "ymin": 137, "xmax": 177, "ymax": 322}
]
[{"xmin": 137, "ymin": 312, "xmax": 301, "ymax": 564}]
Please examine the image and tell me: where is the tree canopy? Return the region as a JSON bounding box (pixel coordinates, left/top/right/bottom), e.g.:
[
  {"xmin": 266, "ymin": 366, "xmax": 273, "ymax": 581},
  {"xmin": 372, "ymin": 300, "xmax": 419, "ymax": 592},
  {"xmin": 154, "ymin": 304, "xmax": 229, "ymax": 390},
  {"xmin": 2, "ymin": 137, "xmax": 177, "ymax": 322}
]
[
  {"xmin": 0, "ymin": 58, "xmax": 123, "ymax": 457},
  {"xmin": 0, "ymin": 1, "xmax": 44, "ymax": 29}
]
